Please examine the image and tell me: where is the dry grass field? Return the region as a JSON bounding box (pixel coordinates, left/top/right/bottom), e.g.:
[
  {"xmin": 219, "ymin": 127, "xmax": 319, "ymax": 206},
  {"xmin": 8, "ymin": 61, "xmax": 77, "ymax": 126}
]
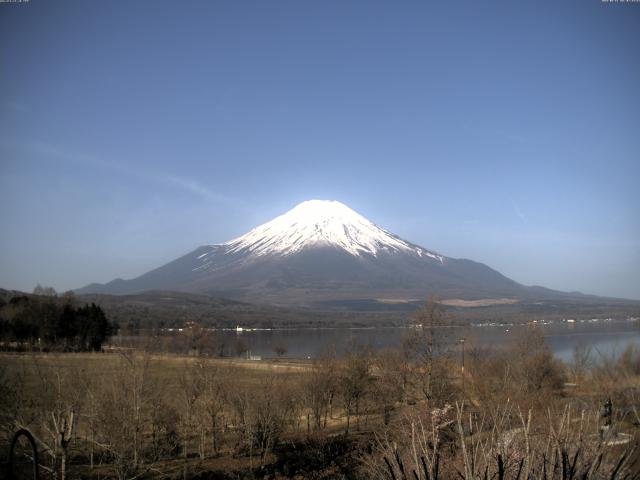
[
  {"xmin": 1, "ymin": 351, "xmax": 310, "ymax": 393},
  {"xmin": 3, "ymin": 325, "xmax": 640, "ymax": 479}
]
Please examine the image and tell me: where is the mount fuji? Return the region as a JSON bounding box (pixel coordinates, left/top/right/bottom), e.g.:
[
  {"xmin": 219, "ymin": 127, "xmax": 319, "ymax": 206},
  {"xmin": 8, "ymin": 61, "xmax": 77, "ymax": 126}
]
[{"xmin": 77, "ymin": 200, "xmax": 563, "ymax": 305}]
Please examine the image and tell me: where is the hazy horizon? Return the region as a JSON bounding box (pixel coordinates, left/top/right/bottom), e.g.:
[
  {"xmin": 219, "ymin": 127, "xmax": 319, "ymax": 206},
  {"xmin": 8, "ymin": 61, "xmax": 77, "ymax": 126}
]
[{"xmin": 1, "ymin": 1, "xmax": 639, "ymax": 299}]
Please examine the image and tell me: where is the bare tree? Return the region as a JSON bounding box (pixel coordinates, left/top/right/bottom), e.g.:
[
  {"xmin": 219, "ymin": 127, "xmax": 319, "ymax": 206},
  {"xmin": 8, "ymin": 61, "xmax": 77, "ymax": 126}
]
[
  {"xmin": 234, "ymin": 337, "xmax": 248, "ymax": 358},
  {"xmin": 304, "ymin": 349, "xmax": 338, "ymax": 431},
  {"xmin": 339, "ymin": 344, "xmax": 372, "ymax": 434},
  {"xmin": 571, "ymin": 341, "xmax": 593, "ymax": 383},
  {"xmin": 373, "ymin": 349, "xmax": 408, "ymax": 425},
  {"xmin": 32, "ymin": 284, "xmax": 57, "ymax": 297},
  {"xmin": 512, "ymin": 326, "xmax": 565, "ymax": 398},
  {"xmin": 195, "ymin": 360, "xmax": 229, "ymax": 457},
  {"xmin": 0, "ymin": 363, "xmax": 23, "ymax": 445},
  {"xmin": 273, "ymin": 343, "xmax": 288, "ymax": 357},
  {"xmin": 178, "ymin": 360, "xmax": 204, "ymax": 458},
  {"xmin": 406, "ymin": 296, "xmax": 450, "ymax": 406},
  {"xmin": 230, "ymin": 374, "xmax": 297, "ymax": 468},
  {"xmin": 182, "ymin": 323, "xmax": 221, "ymax": 356},
  {"xmin": 93, "ymin": 351, "xmax": 154, "ymax": 479},
  {"xmin": 24, "ymin": 356, "xmax": 82, "ymax": 480}
]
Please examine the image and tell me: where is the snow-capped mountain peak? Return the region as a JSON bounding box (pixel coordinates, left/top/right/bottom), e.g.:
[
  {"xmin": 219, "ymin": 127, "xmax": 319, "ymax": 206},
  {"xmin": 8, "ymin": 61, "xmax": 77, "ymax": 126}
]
[{"xmin": 220, "ymin": 199, "xmax": 443, "ymax": 261}]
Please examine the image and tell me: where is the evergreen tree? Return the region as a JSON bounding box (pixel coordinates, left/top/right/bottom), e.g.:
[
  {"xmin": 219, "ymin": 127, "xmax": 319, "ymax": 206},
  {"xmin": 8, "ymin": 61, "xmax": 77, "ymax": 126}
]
[{"xmin": 0, "ymin": 294, "xmax": 117, "ymax": 351}]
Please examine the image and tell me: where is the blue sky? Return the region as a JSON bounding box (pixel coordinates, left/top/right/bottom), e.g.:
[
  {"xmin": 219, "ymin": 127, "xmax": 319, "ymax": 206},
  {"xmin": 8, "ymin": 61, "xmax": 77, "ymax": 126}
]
[{"xmin": 1, "ymin": 1, "xmax": 639, "ymax": 299}]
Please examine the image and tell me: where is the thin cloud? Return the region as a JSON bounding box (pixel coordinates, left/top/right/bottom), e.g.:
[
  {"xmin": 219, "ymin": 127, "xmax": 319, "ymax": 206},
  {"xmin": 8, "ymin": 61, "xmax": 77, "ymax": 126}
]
[
  {"xmin": 511, "ymin": 200, "xmax": 527, "ymax": 224},
  {"xmin": 157, "ymin": 174, "xmax": 238, "ymax": 205},
  {"xmin": 2, "ymin": 139, "xmax": 239, "ymax": 207}
]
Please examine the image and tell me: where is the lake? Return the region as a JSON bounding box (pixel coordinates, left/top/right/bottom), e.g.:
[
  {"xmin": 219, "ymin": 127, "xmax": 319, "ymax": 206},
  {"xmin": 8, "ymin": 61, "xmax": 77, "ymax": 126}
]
[{"xmin": 212, "ymin": 319, "xmax": 640, "ymax": 362}]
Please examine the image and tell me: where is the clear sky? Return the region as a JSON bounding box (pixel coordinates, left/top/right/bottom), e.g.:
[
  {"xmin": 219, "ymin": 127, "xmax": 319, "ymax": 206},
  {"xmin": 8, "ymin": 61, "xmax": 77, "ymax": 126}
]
[{"xmin": 1, "ymin": 1, "xmax": 638, "ymax": 299}]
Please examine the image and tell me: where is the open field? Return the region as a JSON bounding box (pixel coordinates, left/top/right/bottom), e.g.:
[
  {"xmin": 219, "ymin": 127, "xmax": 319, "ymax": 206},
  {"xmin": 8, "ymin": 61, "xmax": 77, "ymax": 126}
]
[
  {"xmin": 0, "ymin": 351, "xmax": 369, "ymax": 479},
  {"xmin": 439, "ymin": 298, "xmax": 520, "ymax": 307},
  {"xmin": 0, "ymin": 352, "xmax": 311, "ymax": 399},
  {"xmin": 3, "ymin": 321, "xmax": 640, "ymax": 479}
]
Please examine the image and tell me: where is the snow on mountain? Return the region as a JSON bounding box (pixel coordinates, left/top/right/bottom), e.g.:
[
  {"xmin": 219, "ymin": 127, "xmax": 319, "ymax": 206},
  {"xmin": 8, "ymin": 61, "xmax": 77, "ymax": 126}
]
[
  {"xmin": 77, "ymin": 199, "xmax": 533, "ymax": 303},
  {"xmin": 218, "ymin": 200, "xmax": 444, "ymax": 261}
]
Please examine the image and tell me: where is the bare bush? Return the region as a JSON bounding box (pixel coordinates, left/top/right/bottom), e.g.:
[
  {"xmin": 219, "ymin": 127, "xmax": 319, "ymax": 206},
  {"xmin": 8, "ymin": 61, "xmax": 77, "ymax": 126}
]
[
  {"xmin": 466, "ymin": 327, "xmax": 564, "ymax": 413},
  {"xmin": 367, "ymin": 402, "xmax": 638, "ymax": 479}
]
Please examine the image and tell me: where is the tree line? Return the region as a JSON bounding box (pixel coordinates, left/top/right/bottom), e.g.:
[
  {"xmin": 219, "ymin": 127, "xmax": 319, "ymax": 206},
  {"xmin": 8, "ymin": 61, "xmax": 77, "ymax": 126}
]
[{"xmin": 0, "ymin": 286, "xmax": 118, "ymax": 351}]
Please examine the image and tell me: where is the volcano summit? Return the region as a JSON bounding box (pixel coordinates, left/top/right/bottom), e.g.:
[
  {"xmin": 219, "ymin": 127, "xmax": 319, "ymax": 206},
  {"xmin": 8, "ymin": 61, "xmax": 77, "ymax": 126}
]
[
  {"xmin": 223, "ymin": 200, "xmax": 443, "ymax": 260},
  {"xmin": 78, "ymin": 200, "xmax": 562, "ymax": 305}
]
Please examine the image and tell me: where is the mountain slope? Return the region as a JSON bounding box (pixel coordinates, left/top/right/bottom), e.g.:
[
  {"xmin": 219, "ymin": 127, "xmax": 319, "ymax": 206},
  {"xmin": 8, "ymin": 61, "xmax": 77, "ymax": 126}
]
[{"xmin": 77, "ymin": 200, "xmax": 563, "ymax": 304}]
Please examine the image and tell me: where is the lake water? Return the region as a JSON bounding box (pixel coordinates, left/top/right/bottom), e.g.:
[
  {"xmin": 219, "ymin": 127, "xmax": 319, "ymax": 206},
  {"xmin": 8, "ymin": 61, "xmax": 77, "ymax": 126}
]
[{"xmin": 213, "ymin": 319, "xmax": 640, "ymax": 362}]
